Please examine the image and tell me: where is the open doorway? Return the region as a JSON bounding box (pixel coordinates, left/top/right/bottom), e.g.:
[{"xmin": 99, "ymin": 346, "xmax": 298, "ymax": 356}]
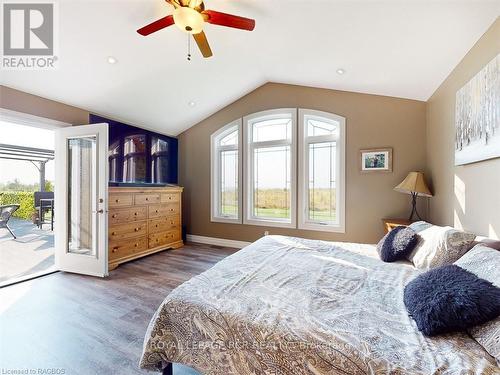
[{"xmin": 0, "ymin": 112, "xmax": 69, "ymax": 286}]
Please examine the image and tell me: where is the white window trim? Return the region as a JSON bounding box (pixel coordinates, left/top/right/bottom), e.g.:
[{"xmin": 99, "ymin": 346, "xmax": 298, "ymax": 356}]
[
  {"xmin": 243, "ymin": 108, "xmax": 297, "ymax": 228},
  {"xmin": 298, "ymin": 109, "xmax": 346, "ymax": 233},
  {"xmin": 210, "ymin": 119, "xmax": 242, "ymax": 224}
]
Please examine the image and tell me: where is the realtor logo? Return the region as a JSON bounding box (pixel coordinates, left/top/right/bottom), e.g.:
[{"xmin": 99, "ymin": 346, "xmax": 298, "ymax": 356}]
[{"xmin": 2, "ymin": 2, "xmax": 58, "ymax": 69}]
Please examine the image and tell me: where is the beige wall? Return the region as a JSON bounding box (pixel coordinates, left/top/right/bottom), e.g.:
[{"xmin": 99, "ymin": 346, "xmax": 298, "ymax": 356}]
[
  {"xmin": 426, "ymin": 19, "xmax": 500, "ymax": 239},
  {"xmin": 0, "ymin": 85, "xmax": 89, "ymax": 124},
  {"xmin": 179, "ymin": 83, "xmax": 427, "ymax": 243}
]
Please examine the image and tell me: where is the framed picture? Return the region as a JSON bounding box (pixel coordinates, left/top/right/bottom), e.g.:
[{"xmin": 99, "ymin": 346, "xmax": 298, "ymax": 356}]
[
  {"xmin": 455, "ymin": 54, "xmax": 499, "ymax": 166},
  {"xmin": 360, "ymin": 148, "xmax": 393, "ymax": 173}
]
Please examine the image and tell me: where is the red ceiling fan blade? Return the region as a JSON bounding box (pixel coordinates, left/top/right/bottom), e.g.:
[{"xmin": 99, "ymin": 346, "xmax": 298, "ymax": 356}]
[
  {"xmin": 137, "ymin": 15, "xmax": 175, "ymax": 36},
  {"xmin": 203, "ymin": 10, "xmax": 255, "ymax": 31}
]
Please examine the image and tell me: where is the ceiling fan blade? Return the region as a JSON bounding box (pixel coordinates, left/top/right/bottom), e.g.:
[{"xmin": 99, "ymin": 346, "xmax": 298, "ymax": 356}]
[
  {"xmin": 137, "ymin": 15, "xmax": 175, "ymax": 36},
  {"xmin": 203, "ymin": 10, "xmax": 255, "ymax": 31},
  {"xmin": 193, "ymin": 31, "xmax": 213, "ymax": 58}
]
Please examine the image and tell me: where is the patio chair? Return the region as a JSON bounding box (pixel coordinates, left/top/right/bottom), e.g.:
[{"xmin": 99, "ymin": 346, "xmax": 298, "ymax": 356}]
[
  {"xmin": 0, "ymin": 204, "xmax": 20, "ymax": 239},
  {"xmin": 34, "ymin": 192, "xmax": 54, "ymax": 230}
]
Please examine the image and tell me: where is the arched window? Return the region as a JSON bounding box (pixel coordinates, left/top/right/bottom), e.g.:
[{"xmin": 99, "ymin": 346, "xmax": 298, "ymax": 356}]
[
  {"xmin": 210, "ymin": 119, "xmax": 242, "ymax": 223},
  {"xmin": 244, "ymin": 109, "xmax": 297, "ymax": 227},
  {"xmin": 298, "ymin": 109, "xmax": 345, "ymax": 232},
  {"xmin": 210, "ymin": 109, "xmax": 345, "ymax": 232}
]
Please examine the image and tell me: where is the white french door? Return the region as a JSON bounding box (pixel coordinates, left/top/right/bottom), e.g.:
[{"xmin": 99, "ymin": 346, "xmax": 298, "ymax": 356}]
[{"xmin": 55, "ymin": 123, "xmax": 108, "ymax": 277}]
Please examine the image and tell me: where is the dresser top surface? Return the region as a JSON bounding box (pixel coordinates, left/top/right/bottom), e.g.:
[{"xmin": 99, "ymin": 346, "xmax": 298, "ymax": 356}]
[{"xmin": 109, "ymin": 186, "xmax": 183, "ymax": 193}]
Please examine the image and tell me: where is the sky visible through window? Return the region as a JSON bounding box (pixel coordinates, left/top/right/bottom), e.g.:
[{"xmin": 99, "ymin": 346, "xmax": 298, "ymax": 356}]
[{"xmin": 0, "ymin": 121, "xmax": 55, "ymax": 185}]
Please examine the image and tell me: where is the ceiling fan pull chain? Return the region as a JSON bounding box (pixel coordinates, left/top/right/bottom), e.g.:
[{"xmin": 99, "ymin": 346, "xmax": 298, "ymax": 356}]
[{"xmin": 187, "ymin": 34, "xmax": 192, "ymax": 61}]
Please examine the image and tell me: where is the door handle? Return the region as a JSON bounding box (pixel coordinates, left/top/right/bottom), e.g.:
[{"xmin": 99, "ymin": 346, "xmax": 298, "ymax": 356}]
[{"xmin": 93, "ymin": 209, "xmax": 104, "ymax": 214}]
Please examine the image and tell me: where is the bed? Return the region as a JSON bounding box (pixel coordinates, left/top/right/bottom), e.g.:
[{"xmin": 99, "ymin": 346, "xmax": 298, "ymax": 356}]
[{"xmin": 140, "ymin": 235, "xmax": 499, "ymax": 374}]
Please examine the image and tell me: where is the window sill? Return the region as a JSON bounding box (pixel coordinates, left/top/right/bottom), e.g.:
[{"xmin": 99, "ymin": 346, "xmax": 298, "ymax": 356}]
[
  {"xmin": 211, "ymin": 216, "xmax": 242, "ymax": 224},
  {"xmin": 298, "ymin": 222, "xmax": 345, "ymax": 233},
  {"xmin": 243, "ymin": 218, "xmax": 296, "ymax": 229}
]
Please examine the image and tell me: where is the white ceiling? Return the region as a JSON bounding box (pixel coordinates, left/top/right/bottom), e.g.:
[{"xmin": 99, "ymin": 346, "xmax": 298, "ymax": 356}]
[{"xmin": 2, "ymin": 1, "xmax": 499, "ymax": 136}]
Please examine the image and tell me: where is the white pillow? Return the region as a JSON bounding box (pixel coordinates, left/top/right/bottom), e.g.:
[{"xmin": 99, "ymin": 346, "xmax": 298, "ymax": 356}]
[
  {"xmin": 455, "ymin": 244, "xmax": 500, "ymax": 364},
  {"xmin": 407, "ymin": 221, "xmax": 475, "ymax": 269}
]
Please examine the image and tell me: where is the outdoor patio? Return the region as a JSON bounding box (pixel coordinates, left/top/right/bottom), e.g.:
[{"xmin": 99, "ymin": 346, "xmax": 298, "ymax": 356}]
[{"xmin": 0, "ymin": 217, "xmax": 55, "ymax": 286}]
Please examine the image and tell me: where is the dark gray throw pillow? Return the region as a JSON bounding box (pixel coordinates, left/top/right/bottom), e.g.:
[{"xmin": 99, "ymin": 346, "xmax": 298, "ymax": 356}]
[
  {"xmin": 376, "ymin": 226, "xmax": 419, "ymax": 262},
  {"xmin": 404, "ymin": 265, "xmax": 500, "ymax": 336}
]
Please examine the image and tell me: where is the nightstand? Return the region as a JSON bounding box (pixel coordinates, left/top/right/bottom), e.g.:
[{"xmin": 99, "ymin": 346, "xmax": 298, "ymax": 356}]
[{"xmin": 382, "ymin": 218, "xmax": 411, "ymax": 234}]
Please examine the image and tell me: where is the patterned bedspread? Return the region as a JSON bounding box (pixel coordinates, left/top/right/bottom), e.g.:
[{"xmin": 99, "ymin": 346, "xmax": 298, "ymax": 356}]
[{"xmin": 140, "ymin": 235, "xmax": 499, "ymax": 374}]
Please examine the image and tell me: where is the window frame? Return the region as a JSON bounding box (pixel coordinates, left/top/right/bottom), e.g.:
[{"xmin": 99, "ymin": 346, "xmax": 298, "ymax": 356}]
[
  {"xmin": 210, "ymin": 119, "xmax": 243, "ymax": 224},
  {"xmin": 298, "ymin": 109, "xmax": 346, "ymax": 232},
  {"xmin": 243, "ymin": 108, "xmax": 297, "ymax": 228}
]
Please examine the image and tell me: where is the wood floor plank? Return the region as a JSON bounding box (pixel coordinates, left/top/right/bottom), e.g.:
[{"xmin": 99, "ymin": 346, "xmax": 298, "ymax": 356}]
[{"xmin": 0, "ymin": 242, "xmax": 238, "ymax": 375}]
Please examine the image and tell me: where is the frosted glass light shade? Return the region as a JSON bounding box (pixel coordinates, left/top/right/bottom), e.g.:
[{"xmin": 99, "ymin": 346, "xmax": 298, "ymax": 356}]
[{"xmin": 173, "ymin": 7, "xmax": 204, "ymax": 34}]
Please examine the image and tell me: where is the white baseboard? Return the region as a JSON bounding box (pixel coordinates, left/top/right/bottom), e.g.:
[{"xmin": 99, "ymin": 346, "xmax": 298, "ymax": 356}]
[{"xmin": 186, "ymin": 234, "xmax": 251, "ymax": 249}]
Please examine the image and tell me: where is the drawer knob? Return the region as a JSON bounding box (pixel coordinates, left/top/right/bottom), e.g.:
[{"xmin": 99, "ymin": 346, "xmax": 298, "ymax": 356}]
[
  {"xmin": 112, "ymin": 232, "xmax": 116, "ymax": 236},
  {"xmin": 168, "ymin": 197, "xmax": 172, "ymax": 200},
  {"xmin": 145, "ymin": 197, "xmax": 149, "ymax": 201},
  {"xmin": 155, "ymin": 210, "xmax": 159, "ymax": 213},
  {"xmin": 156, "ymin": 239, "xmax": 159, "ymax": 242},
  {"xmin": 112, "ymin": 247, "xmax": 118, "ymax": 253},
  {"xmin": 112, "ymin": 214, "xmax": 117, "ymax": 218},
  {"xmin": 134, "ymin": 227, "xmax": 139, "ymax": 232},
  {"xmin": 134, "ymin": 243, "xmax": 138, "ymax": 247},
  {"xmin": 134, "ymin": 212, "xmax": 138, "ymax": 216},
  {"xmin": 155, "ymin": 224, "xmax": 158, "ymax": 227},
  {"xmin": 115, "ymin": 199, "xmax": 119, "ymax": 203}
]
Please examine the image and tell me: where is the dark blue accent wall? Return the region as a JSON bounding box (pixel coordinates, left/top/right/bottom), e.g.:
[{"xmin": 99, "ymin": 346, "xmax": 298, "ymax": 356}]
[{"xmin": 89, "ymin": 114, "xmax": 178, "ymax": 184}]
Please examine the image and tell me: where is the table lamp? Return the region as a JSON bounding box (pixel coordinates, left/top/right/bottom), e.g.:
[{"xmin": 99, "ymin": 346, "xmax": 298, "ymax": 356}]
[{"xmin": 394, "ymin": 171, "xmax": 432, "ymax": 221}]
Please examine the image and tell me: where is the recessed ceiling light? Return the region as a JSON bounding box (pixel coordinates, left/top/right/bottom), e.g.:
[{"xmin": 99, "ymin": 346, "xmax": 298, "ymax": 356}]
[
  {"xmin": 336, "ymin": 68, "xmax": 345, "ymax": 75},
  {"xmin": 107, "ymin": 56, "xmax": 117, "ymax": 64},
  {"xmin": 188, "ymin": 101, "xmax": 196, "ymax": 107}
]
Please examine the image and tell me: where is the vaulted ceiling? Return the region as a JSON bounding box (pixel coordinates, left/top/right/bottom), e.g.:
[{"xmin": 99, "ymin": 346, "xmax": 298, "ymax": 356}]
[{"xmin": 1, "ymin": 1, "xmax": 498, "ymax": 135}]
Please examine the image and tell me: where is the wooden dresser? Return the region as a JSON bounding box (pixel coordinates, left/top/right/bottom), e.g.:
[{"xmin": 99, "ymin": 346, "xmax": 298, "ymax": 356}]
[{"xmin": 108, "ymin": 186, "xmax": 183, "ymax": 270}]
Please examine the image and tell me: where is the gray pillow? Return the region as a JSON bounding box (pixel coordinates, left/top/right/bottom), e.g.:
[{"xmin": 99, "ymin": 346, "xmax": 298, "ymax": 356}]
[
  {"xmin": 455, "ymin": 244, "xmax": 500, "ymax": 363},
  {"xmin": 407, "ymin": 221, "xmax": 475, "ymax": 269}
]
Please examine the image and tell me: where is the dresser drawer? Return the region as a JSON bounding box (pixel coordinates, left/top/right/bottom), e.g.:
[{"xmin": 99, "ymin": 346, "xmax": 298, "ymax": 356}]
[
  {"xmin": 148, "ymin": 203, "xmax": 179, "ymax": 218},
  {"xmin": 109, "ymin": 221, "xmax": 147, "ymax": 241},
  {"xmin": 161, "ymin": 193, "xmax": 180, "ymax": 204},
  {"xmin": 148, "ymin": 215, "xmax": 180, "ymax": 234},
  {"xmin": 149, "ymin": 230, "xmax": 181, "ymax": 248},
  {"xmin": 109, "ymin": 236, "xmax": 148, "ymax": 261},
  {"xmin": 109, "ymin": 194, "xmax": 134, "ymax": 207},
  {"xmin": 109, "ymin": 206, "xmax": 148, "ymax": 225},
  {"xmin": 135, "ymin": 193, "xmax": 161, "ymax": 205}
]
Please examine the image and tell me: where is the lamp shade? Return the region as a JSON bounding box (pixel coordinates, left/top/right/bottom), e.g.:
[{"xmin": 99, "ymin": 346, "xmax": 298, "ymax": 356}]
[{"xmin": 394, "ymin": 171, "xmax": 432, "ymax": 197}]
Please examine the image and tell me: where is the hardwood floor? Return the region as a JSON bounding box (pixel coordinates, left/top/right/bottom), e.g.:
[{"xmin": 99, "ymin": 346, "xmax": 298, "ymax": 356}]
[{"xmin": 0, "ymin": 242, "xmax": 238, "ymax": 375}]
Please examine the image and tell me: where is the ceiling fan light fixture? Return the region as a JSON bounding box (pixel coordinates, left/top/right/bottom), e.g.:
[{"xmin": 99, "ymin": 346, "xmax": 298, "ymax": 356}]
[{"xmin": 173, "ymin": 7, "xmax": 204, "ymax": 34}]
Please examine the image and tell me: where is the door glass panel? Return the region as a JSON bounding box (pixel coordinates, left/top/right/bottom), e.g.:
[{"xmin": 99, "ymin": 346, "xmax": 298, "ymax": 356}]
[
  {"xmin": 67, "ymin": 136, "xmax": 97, "ymax": 256},
  {"xmin": 308, "ymin": 141, "xmax": 336, "ymax": 223},
  {"xmin": 253, "ymin": 146, "xmax": 291, "ymax": 220}
]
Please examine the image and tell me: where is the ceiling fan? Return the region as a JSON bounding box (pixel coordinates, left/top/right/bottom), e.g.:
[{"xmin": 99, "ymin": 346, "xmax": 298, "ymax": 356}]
[{"xmin": 137, "ymin": 0, "xmax": 256, "ymax": 58}]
